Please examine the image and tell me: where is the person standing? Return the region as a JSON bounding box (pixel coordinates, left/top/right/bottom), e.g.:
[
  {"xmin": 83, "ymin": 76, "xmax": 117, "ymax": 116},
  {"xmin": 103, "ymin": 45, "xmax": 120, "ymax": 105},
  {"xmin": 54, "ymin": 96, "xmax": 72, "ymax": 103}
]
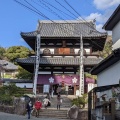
[
  {"xmin": 65, "ymin": 85, "xmax": 69, "ymax": 96},
  {"xmin": 57, "ymin": 85, "xmax": 61, "ymax": 95},
  {"xmin": 51, "ymin": 88, "xmax": 54, "ymax": 98},
  {"xmin": 26, "ymin": 100, "xmax": 33, "ymax": 119},
  {"xmin": 57, "ymin": 94, "xmax": 62, "ymax": 110},
  {"xmin": 34, "ymin": 99, "xmax": 42, "ymax": 117}
]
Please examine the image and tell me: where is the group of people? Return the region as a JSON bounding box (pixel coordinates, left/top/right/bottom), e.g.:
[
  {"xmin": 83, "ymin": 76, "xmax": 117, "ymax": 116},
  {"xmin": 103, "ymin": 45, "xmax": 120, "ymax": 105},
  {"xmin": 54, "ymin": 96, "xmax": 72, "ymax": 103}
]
[
  {"xmin": 26, "ymin": 94, "xmax": 62, "ymax": 119},
  {"xmin": 26, "ymin": 85, "xmax": 64, "ymax": 119},
  {"xmin": 26, "ymin": 96, "xmax": 50, "ymax": 119}
]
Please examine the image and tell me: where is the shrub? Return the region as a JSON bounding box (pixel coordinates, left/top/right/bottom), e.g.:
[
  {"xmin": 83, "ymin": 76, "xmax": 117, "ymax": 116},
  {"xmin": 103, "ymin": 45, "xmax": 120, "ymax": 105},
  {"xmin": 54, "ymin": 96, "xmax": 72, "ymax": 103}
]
[
  {"xmin": 0, "ymin": 83, "xmax": 26, "ymax": 105},
  {"xmin": 72, "ymin": 94, "xmax": 88, "ymax": 108}
]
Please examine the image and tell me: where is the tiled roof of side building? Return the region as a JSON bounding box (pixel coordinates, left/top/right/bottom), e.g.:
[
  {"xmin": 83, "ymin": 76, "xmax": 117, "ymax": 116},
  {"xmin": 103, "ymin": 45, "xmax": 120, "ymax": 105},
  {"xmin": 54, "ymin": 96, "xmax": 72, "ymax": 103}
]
[
  {"xmin": 90, "ymin": 48, "xmax": 120, "ymax": 75},
  {"xmin": 0, "ymin": 60, "xmax": 18, "ymax": 70},
  {"xmin": 103, "ymin": 4, "xmax": 120, "ymax": 30},
  {"xmin": 1, "ymin": 78, "xmax": 33, "ymax": 83},
  {"xmin": 16, "ymin": 57, "xmax": 103, "ymax": 65},
  {"xmin": 21, "ymin": 20, "xmax": 107, "ymax": 38}
]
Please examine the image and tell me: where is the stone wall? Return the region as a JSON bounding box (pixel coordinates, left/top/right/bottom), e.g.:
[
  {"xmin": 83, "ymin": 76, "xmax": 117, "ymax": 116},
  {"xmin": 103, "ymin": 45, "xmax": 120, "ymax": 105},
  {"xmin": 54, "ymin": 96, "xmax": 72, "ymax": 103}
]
[
  {"xmin": 0, "ymin": 97, "xmax": 26, "ymax": 115},
  {"xmin": 0, "ymin": 105, "xmax": 15, "ymax": 114}
]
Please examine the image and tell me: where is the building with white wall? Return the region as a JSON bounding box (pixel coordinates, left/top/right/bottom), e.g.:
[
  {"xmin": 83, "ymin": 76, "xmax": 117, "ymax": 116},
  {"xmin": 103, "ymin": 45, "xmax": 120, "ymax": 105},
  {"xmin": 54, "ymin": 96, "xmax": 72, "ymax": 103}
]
[{"xmin": 88, "ymin": 4, "xmax": 120, "ymax": 120}]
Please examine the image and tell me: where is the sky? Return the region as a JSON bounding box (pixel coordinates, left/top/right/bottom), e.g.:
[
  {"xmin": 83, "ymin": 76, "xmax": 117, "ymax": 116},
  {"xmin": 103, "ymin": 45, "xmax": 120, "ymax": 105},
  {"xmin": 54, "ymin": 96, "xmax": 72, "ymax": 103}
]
[{"xmin": 0, "ymin": 0, "xmax": 120, "ymax": 49}]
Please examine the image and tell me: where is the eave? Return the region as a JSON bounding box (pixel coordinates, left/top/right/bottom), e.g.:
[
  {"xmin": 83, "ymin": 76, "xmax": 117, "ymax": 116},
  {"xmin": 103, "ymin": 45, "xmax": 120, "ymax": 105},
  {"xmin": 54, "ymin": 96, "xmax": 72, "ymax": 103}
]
[
  {"xmin": 16, "ymin": 57, "xmax": 102, "ymax": 73},
  {"xmin": 103, "ymin": 4, "xmax": 120, "ymax": 30},
  {"xmin": 21, "ymin": 31, "xmax": 107, "ymax": 51},
  {"xmin": 90, "ymin": 48, "xmax": 120, "ymax": 75}
]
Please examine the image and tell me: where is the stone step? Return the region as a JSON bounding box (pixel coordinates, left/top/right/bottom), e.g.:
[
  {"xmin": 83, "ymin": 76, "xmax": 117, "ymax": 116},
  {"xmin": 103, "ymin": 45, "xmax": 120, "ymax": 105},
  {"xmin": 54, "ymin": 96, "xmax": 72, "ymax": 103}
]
[{"xmin": 32, "ymin": 109, "xmax": 68, "ymax": 119}]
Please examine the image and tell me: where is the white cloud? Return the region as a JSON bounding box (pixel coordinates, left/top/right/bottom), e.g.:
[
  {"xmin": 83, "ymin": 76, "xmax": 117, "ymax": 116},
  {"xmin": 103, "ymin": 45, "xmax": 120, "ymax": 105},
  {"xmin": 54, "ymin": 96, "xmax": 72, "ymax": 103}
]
[
  {"xmin": 96, "ymin": 24, "xmax": 106, "ymax": 32},
  {"xmin": 84, "ymin": 12, "xmax": 113, "ymax": 34},
  {"xmin": 85, "ymin": 13, "xmax": 103, "ymax": 23},
  {"xmin": 93, "ymin": 0, "xmax": 120, "ymax": 10},
  {"xmin": 85, "ymin": 10, "xmax": 113, "ymax": 24}
]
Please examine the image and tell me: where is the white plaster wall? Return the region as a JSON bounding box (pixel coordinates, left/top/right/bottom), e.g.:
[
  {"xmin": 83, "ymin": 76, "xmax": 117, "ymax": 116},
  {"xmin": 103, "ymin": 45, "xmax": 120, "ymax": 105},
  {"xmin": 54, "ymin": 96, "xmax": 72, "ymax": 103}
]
[
  {"xmin": 15, "ymin": 83, "xmax": 33, "ymax": 88},
  {"xmin": 112, "ymin": 21, "xmax": 120, "ymax": 44},
  {"xmin": 40, "ymin": 48, "xmax": 90, "ymax": 54},
  {"xmin": 75, "ymin": 48, "xmax": 90, "ymax": 54},
  {"xmin": 38, "ymin": 72, "xmax": 51, "ymax": 74},
  {"xmin": 97, "ymin": 60, "xmax": 120, "ymax": 87},
  {"xmin": 40, "ymin": 48, "xmax": 54, "ymax": 54}
]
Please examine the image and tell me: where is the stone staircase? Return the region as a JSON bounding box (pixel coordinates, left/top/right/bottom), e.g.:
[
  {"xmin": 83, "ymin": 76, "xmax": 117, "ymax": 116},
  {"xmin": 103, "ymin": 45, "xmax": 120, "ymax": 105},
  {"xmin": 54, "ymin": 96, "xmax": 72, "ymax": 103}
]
[
  {"xmin": 33, "ymin": 95, "xmax": 73, "ymax": 119},
  {"xmin": 49, "ymin": 95, "xmax": 72, "ymax": 109},
  {"xmin": 38, "ymin": 109, "xmax": 68, "ymax": 119}
]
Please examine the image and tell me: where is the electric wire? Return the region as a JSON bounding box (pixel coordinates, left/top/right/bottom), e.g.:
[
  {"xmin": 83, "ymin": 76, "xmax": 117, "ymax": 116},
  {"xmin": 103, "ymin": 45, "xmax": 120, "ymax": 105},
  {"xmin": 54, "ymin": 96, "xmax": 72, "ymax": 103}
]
[
  {"xmin": 38, "ymin": 0, "xmax": 75, "ymax": 19},
  {"xmin": 38, "ymin": 0, "xmax": 106, "ymax": 49},
  {"xmin": 14, "ymin": 0, "xmax": 106, "ymax": 50},
  {"xmin": 63, "ymin": 0, "xmax": 105, "ymax": 34}
]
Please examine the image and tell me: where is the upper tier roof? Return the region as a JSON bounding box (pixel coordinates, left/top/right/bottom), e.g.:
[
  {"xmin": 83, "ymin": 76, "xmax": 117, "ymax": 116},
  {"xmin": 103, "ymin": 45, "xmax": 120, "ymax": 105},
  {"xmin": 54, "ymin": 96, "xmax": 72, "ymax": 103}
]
[
  {"xmin": 21, "ymin": 20, "xmax": 107, "ymax": 38},
  {"xmin": 21, "ymin": 20, "xmax": 107, "ymax": 50}
]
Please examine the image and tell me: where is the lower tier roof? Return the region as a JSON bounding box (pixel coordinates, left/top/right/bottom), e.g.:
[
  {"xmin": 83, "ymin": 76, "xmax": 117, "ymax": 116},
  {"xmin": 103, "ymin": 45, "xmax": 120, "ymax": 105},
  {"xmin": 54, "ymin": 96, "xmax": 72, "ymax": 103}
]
[
  {"xmin": 16, "ymin": 57, "xmax": 102, "ymax": 65},
  {"xmin": 16, "ymin": 57, "xmax": 102, "ymax": 73}
]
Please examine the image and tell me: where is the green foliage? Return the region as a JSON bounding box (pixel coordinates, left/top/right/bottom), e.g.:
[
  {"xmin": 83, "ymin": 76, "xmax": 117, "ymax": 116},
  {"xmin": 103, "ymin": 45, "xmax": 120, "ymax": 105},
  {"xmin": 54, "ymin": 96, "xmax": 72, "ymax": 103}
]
[
  {"xmin": 99, "ymin": 40, "xmax": 112, "ymax": 58},
  {"xmin": 0, "ymin": 83, "xmax": 26, "ymax": 105},
  {"xmin": 5, "ymin": 46, "xmax": 30, "ymax": 62},
  {"xmin": 16, "ymin": 66, "xmax": 33, "ymax": 79},
  {"xmin": 85, "ymin": 72, "xmax": 97, "ymax": 80},
  {"xmin": 0, "ymin": 83, "xmax": 25, "ymax": 95},
  {"xmin": 0, "ymin": 46, "xmax": 6, "ymax": 59},
  {"xmin": 72, "ymin": 94, "xmax": 88, "ymax": 108},
  {"xmin": 0, "ymin": 95, "xmax": 12, "ymax": 105}
]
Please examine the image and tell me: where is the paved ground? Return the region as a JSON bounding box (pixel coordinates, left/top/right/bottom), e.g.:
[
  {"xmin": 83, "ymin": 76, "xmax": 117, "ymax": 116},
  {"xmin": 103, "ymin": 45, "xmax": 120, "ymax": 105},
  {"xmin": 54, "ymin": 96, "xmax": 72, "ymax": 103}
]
[{"xmin": 0, "ymin": 112, "xmax": 68, "ymax": 120}]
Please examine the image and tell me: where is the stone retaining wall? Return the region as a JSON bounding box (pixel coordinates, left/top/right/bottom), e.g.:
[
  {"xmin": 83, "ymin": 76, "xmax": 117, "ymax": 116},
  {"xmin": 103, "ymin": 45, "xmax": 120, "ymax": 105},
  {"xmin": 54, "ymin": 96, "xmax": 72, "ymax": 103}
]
[
  {"xmin": 0, "ymin": 97, "xmax": 26, "ymax": 115},
  {"xmin": 0, "ymin": 105, "xmax": 15, "ymax": 114}
]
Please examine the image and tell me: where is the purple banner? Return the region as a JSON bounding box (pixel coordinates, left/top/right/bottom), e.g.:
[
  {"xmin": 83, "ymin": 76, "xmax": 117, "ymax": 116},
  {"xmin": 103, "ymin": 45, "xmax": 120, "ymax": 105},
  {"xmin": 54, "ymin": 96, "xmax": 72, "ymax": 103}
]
[{"xmin": 37, "ymin": 74, "xmax": 95, "ymax": 85}]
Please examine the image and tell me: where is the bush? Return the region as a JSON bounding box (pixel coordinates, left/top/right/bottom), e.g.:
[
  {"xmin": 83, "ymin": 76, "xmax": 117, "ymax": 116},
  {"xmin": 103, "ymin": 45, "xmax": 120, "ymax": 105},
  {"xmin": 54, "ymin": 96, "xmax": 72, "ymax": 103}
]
[
  {"xmin": 72, "ymin": 94, "xmax": 88, "ymax": 108},
  {"xmin": 0, "ymin": 83, "xmax": 26, "ymax": 105},
  {"xmin": 0, "ymin": 95, "xmax": 12, "ymax": 105}
]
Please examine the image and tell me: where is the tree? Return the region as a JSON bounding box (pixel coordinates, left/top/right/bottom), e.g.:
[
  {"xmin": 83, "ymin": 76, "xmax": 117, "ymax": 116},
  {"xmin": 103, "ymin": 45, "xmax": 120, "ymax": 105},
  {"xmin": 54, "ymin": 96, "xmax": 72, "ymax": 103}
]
[
  {"xmin": 99, "ymin": 38, "xmax": 112, "ymax": 58},
  {"xmin": 5, "ymin": 46, "xmax": 31, "ymax": 62},
  {"xmin": 0, "ymin": 46, "xmax": 6, "ymax": 59},
  {"xmin": 85, "ymin": 72, "xmax": 97, "ymax": 80},
  {"xmin": 0, "ymin": 83, "xmax": 26, "ymax": 105},
  {"xmin": 16, "ymin": 66, "xmax": 33, "ymax": 80}
]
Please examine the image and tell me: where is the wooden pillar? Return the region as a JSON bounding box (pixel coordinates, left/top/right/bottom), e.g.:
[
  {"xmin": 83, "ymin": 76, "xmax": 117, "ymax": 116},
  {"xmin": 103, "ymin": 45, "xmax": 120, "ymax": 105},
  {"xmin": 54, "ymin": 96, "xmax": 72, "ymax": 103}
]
[
  {"xmin": 111, "ymin": 100, "xmax": 115, "ymax": 120},
  {"xmin": 74, "ymin": 85, "xmax": 76, "ymax": 95},
  {"xmin": 62, "ymin": 40, "xmax": 66, "ymax": 47}
]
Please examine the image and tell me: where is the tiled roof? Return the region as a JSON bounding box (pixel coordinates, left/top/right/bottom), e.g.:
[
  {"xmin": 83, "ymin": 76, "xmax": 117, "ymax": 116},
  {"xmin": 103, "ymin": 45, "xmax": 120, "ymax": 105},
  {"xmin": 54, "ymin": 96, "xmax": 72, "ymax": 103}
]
[
  {"xmin": 0, "ymin": 60, "xmax": 18, "ymax": 70},
  {"xmin": 21, "ymin": 20, "xmax": 107, "ymax": 38},
  {"xmin": 16, "ymin": 57, "xmax": 102, "ymax": 65},
  {"xmin": 1, "ymin": 79, "xmax": 32, "ymax": 83},
  {"xmin": 103, "ymin": 4, "xmax": 120, "ymax": 30},
  {"xmin": 90, "ymin": 48, "xmax": 120, "ymax": 75}
]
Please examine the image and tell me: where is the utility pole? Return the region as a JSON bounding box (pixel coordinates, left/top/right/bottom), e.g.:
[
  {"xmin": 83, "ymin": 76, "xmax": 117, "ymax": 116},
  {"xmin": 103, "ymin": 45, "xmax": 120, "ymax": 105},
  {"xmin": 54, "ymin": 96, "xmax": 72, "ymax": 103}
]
[
  {"xmin": 79, "ymin": 34, "xmax": 84, "ymax": 96},
  {"xmin": 33, "ymin": 33, "xmax": 41, "ymax": 96}
]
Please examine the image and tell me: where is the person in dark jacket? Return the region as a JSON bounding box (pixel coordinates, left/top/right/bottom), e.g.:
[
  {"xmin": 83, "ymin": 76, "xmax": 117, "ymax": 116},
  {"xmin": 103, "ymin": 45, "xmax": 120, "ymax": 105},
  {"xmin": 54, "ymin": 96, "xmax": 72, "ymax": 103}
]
[{"xmin": 26, "ymin": 100, "xmax": 33, "ymax": 119}]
